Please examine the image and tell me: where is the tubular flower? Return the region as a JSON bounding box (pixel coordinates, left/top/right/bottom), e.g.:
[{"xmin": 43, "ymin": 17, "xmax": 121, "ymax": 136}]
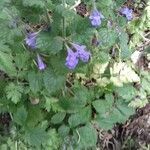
[
  {"xmin": 120, "ymin": 7, "xmax": 133, "ymax": 21},
  {"xmin": 25, "ymin": 32, "xmax": 37, "ymax": 49},
  {"xmin": 37, "ymin": 54, "xmax": 46, "ymax": 70},
  {"xmin": 89, "ymin": 9, "xmax": 104, "ymax": 27},
  {"xmin": 65, "ymin": 48, "xmax": 79, "ymax": 70},
  {"xmin": 72, "ymin": 43, "xmax": 91, "ymax": 62}
]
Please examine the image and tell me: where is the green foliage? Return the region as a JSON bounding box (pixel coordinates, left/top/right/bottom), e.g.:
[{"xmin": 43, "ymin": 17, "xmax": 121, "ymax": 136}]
[
  {"xmin": 51, "ymin": 112, "xmax": 66, "ymax": 124},
  {"xmin": 43, "ymin": 69, "xmax": 65, "ymax": 94},
  {"xmin": 14, "ymin": 106, "xmax": 28, "ymax": 126},
  {"xmin": 24, "ymin": 126, "xmax": 48, "ymax": 147},
  {"xmin": 37, "ymin": 34, "xmax": 63, "ymax": 54},
  {"xmin": 98, "ymin": 28, "xmax": 118, "ymax": 50},
  {"xmin": 44, "ymin": 129, "xmax": 62, "ymax": 150},
  {"xmin": 128, "ymin": 1, "xmax": 150, "ymax": 49},
  {"xmin": 0, "ymin": 0, "xmax": 149, "ymax": 149},
  {"xmin": 75, "ymin": 124, "xmax": 97, "ymax": 149},
  {"xmin": 93, "ymin": 93, "xmax": 135, "ymax": 130},
  {"xmin": 96, "ymin": 100, "xmax": 135, "ymax": 130},
  {"xmin": 115, "ymin": 84, "xmax": 137, "ymax": 101},
  {"xmin": 26, "ymin": 106, "xmax": 44, "ymax": 127},
  {"xmin": 22, "ymin": 0, "xmax": 45, "ymax": 8},
  {"xmin": 68, "ymin": 106, "xmax": 91, "ymax": 128},
  {"xmin": 119, "ymin": 31, "xmax": 132, "ymax": 59},
  {"xmin": 0, "ymin": 45, "xmax": 17, "ymax": 76},
  {"xmin": 28, "ymin": 71, "xmax": 43, "ymax": 93},
  {"xmin": 5, "ymin": 83, "xmax": 23, "ymax": 104}
]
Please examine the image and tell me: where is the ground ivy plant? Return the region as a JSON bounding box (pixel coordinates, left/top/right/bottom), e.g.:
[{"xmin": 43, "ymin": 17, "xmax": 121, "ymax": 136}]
[{"xmin": 0, "ymin": 0, "xmax": 146, "ymax": 149}]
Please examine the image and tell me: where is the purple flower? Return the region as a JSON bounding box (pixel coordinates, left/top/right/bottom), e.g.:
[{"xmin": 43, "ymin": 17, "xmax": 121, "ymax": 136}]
[
  {"xmin": 89, "ymin": 9, "xmax": 104, "ymax": 27},
  {"xmin": 25, "ymin": 32, "xmax": 37, "ymax": 49},
  {"xmin": 72, "ymin": 43, "xmax": 91, "ymax": 62},
  {"xmin": 65, "ymin": 48, "xmax": 79, "ymax": 70},
  {"xmin": 120, "ymin": 7, "xmax": 133, "ymax": 21},
  {"xmin": 37, "ymin": 54, "xmax": 46, "ymax": 70}
]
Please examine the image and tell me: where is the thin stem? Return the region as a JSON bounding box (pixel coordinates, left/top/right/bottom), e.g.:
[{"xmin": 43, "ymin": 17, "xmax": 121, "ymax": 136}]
[
  {"xmin": 93, "ymin": 0, "xmax": 96, "ymax": 9},
  {"xmin": 46, "ymin": 8, "xmax": 51, "ymax": 25},
  {"xmin": 62, "ymin": 0, "xmax": 66, "ymax": 38}
]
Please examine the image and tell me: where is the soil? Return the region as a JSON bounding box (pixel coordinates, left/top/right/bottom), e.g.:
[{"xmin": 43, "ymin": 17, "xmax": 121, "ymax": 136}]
[{"xmin": 0, "ymin": 113, "xmax": 11, "ymax": 136}]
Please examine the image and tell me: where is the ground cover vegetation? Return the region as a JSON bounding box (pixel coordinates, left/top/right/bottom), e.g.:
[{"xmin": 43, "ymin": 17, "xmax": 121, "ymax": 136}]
[{"xmin": 0, "ymin": 0, "xmax": 149, "ymax": 149}]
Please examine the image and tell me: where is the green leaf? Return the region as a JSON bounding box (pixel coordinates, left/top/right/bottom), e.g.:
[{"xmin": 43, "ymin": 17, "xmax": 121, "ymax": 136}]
[
  {"xmin": 25, "ymin": 127, "xmax": 48, "ymax": 147},
  {"xmin": 59, "ymin": 98, "xmax": 87, "ymax": 113},
  {"xmin": 0, "ymin": 0, "xmax": 11, "ymax": 9},
  {"xmin": 37, "ymin": 34, "xmax": 63, "ymax": 54},
  {"xmin": 44, "ymin": 129, "xmax": 61, "ymax": 149},
  {"xmin": 93, "ymin": 100, "xmax": 110, "ymax": 114},
  {"xmin": 28, "ymin": 71, "xmax": 42, "ymax": 93},
  {"xmin": 68, "ymin": 106, "xmax": 91, "ymax": 128},
  {"xmin": 96, "ymin": 101, "xmax": 135, "ymax": 130},
  {"xmin": 23, "ymin": 0, "xmax": 45, "ymax": 8},
  {"xmin": 97, "ymin": 0, "xmax": 113, "ymax": 7},
  {"xmin": 119, "ymin": 31, "xmax": 132, "ymax": 59},
  {"xmin": 36, "ymin": 33, "xmax": 51, "ymax": 51},
  {"xmin": 49, "ymin": 54, "xmax": 68, "ymax": 75},
  {"xmin": 44, "ymin": 96, "xmax": 59, "ymax": 112},
  {"xmin": 0, "ymin": 42, "xmax": 11, "ymax": 52},
  {"xmin": 115, "ymin": 0, "xmax": 126, "ymax": 7},
  {"xmin": 98, "ymin": 28, "xmax": 118, "ymax": 50},
  {"xmin": 6, "ymin": 83, "xmax": 23, "ymax": 104},
  {"xmin": 76, "ymin": 124, "xmax": 97, "ymax": 149},
  {"xmin": 59, "ymin": 87, "xmax": 89, "ymax": 112},
  {"xmin": 14, "ymin": 106, "xmax": 28, "ymax": 126},
  {"xmin": 0, "ymin": 23, "xmax": 14, "ymax": 43},
  {"xmin": 92, "ymin": 94, "xmax": 113, "ymax": 114},
  {"xmin": 96, "ymin": 114, "xmax": 115, "ymax": 130},
  {"xmin": 49, "ymin": 36, "xmax": 63, "ymax": 54},
  {"xmin": 141, "ymin": 78, "xmax": 150, "ymax": 94},
  {"xmin": 116, "ymin": 102, "xmax": 135, "ymax": 122},
  {"xmin": 43, "ymin": 69, "xmax": 65, "ymax": 94},
  {"xmin": 95, "ymin": 51, "xmax": 110, "ymax": 63},
  {"xmin": 115, "ymin": 84, "xmax": 137, "ymax": 101},
  {"xmin": 26, "ymin": 106, "xmax": 44, "ymax": 127},
  {"xmin": 58, "ymin": 125, "xmax": 70, "ymax": 138},
  {"xmin": 66, "ymin": 0, "xmax": 75, "ymax": 5},
  {"xmin": 0, "ymin": 50, "xmax": 16, "ymax": 76},
  {"xmin": 14, "ymin": 52, "xmax": 30, "ymax": 70},
  {"xmin": 51, "ymin": 112, "xmax": 66, "ymax": 124}
]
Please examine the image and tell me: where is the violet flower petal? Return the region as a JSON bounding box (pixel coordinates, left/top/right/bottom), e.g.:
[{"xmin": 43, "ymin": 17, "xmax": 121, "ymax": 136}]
[
  {"xmin": 120, "ymin": 7, "xmax": 133, "ymax": 21},
  {"xmin": 25, "ymin": 32, "xmax": 37, "ymax": 49},
  {"xmin": 37, "ymin": 54, "xmax": 46, "ymax": 70},
  {"xmin": 65, "ymin": 48, "xmax": 79, "ymax": 70},
  {"xmin": 89, "ymin": 9, "xmax": 104, "ymax": 27},
  {"xmin": 72, "ymin": 43, "xmax": 91, "ymax": 62}
]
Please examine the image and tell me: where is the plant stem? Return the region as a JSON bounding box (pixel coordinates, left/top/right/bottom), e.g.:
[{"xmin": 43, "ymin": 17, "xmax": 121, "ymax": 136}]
[
  {"xmin": 43, "ymin": 0, "xmax": 51, "ymax": 28},
  {"xmin": 93, "ymin": 0, "xmax": 96, "ymax": 9},
  {"xmin": 62, "ymin": 0, "xmax": 66, "ymax": 38}
]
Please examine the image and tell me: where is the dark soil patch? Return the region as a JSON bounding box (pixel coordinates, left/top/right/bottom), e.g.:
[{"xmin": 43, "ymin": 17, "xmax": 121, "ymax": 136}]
[{"xmin": 0, "ymin": 113, "xmax": 11, "ymax": 136}]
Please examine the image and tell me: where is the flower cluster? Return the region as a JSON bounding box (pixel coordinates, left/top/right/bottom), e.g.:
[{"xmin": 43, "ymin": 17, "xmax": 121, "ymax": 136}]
[
  {"xmin": 24, "ymin": 5, "xmax": 133, "ymax": 71},
  {"xmin": 89, "ymin": 9, "xmax": 104, "ymax": 27},
  {"xmin": 65, "ymin": 43, "xmax": 91, "ymax": 70},
  {"xmin": 120, "ymin": 7, "xmax": 133, "ymax": 21}
]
